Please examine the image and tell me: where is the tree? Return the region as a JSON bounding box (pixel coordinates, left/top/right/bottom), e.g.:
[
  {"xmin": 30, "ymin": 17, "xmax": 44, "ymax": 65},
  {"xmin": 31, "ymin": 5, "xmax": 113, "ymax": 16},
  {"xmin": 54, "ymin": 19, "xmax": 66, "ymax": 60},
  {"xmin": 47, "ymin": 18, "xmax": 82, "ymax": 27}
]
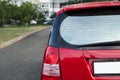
[
  {"xmin": 50, "ymin": 12, "xmax": 56, "ymax": 19},
  {"xmin": 19, "ymin": 2, "xmax": 41, "ymax": 24},
  {"xmin": 0, "ymin": 0, "xmax": 11, "ymax": 27},
  {"xmin": 0, "ymin": 0, "xmax": 44, "ymax": 27},
  {"xmin": 69, "ymin": 0, "xmax": 81, "ymax": 4},
  {"xmin": 37, "ymin": 12, "xmax": 45, "ymax": 24}
]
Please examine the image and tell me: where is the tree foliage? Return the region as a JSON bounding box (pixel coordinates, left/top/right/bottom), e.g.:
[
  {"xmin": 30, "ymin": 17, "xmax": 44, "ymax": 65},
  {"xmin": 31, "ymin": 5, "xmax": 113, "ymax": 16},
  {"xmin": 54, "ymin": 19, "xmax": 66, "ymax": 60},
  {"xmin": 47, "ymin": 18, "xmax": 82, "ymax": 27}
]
[
  {"xmin": 20, "ymin": 2, "xmax": 37, "ymax": 24},
  {"xmin": 0, "ymin": 0, "xmax": 11, "ymax": 27},
  {"xmin": 0, "ymin": 0, "xmax": 44, "ymax": 27},
  {"xmin": 50, "ymin": 12, "xmax": 56, "ymax": 19}
]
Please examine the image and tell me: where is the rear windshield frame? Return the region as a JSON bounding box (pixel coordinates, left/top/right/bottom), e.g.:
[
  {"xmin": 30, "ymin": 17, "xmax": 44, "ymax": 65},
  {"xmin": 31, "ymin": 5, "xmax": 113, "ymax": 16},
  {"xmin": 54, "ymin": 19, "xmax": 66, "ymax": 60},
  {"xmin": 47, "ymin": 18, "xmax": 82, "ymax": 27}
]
[{"xmin": 49, "ymin": 7, "xmax": 120, "ymax": 49}]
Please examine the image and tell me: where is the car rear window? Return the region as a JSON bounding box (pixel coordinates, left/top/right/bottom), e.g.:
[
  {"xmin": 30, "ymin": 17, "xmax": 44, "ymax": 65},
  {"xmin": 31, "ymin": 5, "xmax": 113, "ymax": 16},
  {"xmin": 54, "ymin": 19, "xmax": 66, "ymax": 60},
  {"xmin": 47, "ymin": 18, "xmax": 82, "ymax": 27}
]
[{"xmin": 60, "ymin": 15, "xmax": 120, "ymax": 46}]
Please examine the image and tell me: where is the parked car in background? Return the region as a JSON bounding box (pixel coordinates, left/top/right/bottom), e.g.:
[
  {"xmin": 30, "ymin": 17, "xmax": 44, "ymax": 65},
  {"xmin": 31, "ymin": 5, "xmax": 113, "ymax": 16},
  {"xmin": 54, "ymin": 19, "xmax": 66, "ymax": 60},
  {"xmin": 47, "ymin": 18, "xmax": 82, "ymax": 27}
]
[
  {"xmin": 41, "ymin": 2, "xmax": 120, "ymax": 80},
  {"xmin": 43, "ymin": 19, "xmax": 54, "ymax": 25},
  {"xmin": 30, "ymin": 20, "xmax": 37, "ymax": 25}
]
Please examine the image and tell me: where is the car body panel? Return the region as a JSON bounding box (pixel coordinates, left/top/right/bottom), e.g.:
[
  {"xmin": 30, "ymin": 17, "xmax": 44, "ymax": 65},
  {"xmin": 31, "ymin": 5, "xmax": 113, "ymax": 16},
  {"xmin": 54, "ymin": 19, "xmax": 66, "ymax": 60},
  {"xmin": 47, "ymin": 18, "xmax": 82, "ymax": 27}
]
[
  {"xmin": 59, "ymin": 48, "xmax": 93, "ymax": 80},
  {"xmin": 59, "ymin": 48, "xmax": 120, "ymax": 80},
  {"xmin": 57, "ymin": 2, "xmax": 120, "ymax": 16},
  {"xmin": 84, "ymin": 50, "xmax": 120, "ymax": 58},
  {"xmin": 42, "ymin": 1, "xmax": 120, "ymax": 80}
]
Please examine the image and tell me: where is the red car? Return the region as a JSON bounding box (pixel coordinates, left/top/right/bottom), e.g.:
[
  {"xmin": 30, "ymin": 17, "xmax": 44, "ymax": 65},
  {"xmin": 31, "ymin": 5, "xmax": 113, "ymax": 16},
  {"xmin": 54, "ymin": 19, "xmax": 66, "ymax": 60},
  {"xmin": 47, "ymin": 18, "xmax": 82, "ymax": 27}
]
[{"xmin": 41, "ymin": 2, "xmax": 120, "ymax": 80}]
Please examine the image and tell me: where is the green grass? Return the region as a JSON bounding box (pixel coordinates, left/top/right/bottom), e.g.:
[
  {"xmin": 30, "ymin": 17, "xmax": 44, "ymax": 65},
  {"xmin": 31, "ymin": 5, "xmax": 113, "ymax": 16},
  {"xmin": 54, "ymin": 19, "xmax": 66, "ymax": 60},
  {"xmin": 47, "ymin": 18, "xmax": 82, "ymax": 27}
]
[{"xmin": 0, "ymin": 25, "xmax": 49, "ymax": 45}]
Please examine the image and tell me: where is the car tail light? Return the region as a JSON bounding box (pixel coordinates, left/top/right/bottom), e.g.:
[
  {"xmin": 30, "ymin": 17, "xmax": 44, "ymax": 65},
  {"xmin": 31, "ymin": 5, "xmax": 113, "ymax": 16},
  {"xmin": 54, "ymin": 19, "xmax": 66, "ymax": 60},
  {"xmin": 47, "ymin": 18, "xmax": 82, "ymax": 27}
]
[{"xmin": 41, "ymin": 46, "xmax": 61, "ymax": 80}]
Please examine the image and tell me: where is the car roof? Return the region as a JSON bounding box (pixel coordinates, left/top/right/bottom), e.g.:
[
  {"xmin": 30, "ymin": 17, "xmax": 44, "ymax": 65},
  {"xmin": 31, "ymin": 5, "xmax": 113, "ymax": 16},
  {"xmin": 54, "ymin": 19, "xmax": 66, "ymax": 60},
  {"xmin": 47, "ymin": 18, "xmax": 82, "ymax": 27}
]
[{"xmin": 57, "ymin": 1, "xmax": 120, "ymax": 16}]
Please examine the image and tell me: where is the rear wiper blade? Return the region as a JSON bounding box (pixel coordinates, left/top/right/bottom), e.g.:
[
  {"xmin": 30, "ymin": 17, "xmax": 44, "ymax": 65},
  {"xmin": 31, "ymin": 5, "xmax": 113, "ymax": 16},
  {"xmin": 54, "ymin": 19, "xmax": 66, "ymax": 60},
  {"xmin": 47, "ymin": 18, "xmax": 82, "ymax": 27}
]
[{"xmin": 78, "ymin": 41, "xmax": 120, "ymax": 47}]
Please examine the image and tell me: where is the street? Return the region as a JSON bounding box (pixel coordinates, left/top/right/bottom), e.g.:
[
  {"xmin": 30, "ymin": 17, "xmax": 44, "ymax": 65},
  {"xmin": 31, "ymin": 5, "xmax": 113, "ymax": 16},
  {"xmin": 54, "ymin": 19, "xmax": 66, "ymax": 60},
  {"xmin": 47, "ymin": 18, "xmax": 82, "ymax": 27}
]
[{"xmin": 0, "ymin": 28, "xmax": 50, "ymax": 80}]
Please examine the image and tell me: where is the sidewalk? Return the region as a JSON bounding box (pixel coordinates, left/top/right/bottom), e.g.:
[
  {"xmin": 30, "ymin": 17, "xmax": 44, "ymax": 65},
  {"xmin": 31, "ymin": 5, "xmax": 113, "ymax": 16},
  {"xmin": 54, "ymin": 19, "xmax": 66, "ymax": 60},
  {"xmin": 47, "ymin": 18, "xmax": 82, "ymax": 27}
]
[{"xmin": 0, "ymin": 27, "xmax": 49, "ymax": 49}]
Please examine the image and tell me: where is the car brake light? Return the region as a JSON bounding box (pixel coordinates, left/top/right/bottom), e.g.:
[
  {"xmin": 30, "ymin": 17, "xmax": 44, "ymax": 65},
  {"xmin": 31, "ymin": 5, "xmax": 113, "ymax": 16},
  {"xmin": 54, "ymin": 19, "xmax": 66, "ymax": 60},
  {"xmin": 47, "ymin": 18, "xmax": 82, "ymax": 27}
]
[{"xmin": 41, "ymin": 46, "xmax": 61, "ymax": 80}]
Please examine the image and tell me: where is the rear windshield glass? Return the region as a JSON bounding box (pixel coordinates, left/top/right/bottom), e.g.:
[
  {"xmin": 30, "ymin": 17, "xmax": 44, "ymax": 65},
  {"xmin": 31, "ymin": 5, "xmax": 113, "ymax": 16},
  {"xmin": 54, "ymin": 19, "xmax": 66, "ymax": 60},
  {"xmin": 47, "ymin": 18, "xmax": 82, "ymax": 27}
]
[{"xmin": 60, "ymin": 15, "xmax": 120, "ymax": 45}]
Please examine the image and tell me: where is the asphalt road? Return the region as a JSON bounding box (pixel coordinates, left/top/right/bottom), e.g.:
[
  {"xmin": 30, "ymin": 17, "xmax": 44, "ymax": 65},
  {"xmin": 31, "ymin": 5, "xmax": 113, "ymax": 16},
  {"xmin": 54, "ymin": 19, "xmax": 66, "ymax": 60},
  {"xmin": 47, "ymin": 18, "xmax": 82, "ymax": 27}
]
[{"xmin": 0, "ymin": 28, "xmax": 50, "ymax": 80}]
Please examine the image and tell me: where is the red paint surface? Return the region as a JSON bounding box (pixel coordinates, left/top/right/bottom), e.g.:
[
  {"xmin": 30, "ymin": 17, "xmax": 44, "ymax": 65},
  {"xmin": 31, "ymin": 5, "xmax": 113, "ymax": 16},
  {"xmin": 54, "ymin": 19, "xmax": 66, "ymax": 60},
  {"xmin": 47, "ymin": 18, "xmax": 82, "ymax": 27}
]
[
  {"xmin": 57, "ymin": 2, "xmax": 120, "ymax": 16},
  {"xmin": 59, "ymin": 48, "xmax": 120, "ymax": 80}
]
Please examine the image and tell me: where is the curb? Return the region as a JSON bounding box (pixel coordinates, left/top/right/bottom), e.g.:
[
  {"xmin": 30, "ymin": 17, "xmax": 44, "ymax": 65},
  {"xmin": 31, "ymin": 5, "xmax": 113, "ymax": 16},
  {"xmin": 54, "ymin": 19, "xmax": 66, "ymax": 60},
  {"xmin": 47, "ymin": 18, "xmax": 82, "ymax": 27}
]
[{"xmin": 0, "ymin": 27, "xmax": 50, "ymax": 50}]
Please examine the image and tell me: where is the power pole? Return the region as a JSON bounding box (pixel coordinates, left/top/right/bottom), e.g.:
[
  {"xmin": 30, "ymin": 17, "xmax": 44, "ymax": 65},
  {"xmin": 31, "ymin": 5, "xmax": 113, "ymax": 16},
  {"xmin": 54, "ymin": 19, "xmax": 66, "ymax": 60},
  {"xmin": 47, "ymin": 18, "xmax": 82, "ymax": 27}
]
[
  {"xmin": 69, "ymin": 0, "xmax": 71, "ymax": 5},
  {"xmin": 80, "ymin": 0, "xmax": 83, "ymax": 3},
  {"xmin": 52, "ymin": 0, "xmax": 54, "ymax": 13},
  {"xmin": 52, "ymin": 0, "xmax": 54, "ymax": 20}
]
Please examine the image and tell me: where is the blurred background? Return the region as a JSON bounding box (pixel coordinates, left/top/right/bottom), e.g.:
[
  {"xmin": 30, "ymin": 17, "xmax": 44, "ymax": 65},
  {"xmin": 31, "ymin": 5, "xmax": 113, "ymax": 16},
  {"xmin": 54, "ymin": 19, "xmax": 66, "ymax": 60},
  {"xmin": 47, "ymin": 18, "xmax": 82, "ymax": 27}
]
[{"xmin": 0, "ymin": 0, "xmax": 119, "ymax": 27}]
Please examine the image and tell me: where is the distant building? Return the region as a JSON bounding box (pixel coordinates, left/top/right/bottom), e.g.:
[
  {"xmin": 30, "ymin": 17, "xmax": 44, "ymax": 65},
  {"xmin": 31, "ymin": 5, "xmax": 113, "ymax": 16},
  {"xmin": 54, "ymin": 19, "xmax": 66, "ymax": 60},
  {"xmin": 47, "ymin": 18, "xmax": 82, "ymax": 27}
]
[
  {"xmin": 10, "ymin": 0, "xmax": 68, "ymax": 19},
  {"xmin": 29, "ymin": 0, "xmax": 40, "ymax": 4},
  {"xmin": 10, "ymin": 0, "xmax": 40, "ymax": 6},
  {"xmin": 39, "ymin": 0, "xmax": 69, "ymax": 20}
]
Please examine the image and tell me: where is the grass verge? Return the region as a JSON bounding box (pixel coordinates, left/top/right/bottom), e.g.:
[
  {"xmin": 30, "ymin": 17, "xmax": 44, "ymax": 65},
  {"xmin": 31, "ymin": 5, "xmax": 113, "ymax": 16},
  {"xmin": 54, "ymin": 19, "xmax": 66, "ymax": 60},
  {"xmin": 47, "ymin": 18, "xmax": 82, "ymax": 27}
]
[{"xmin": 0, "ymin": 25, "xmax": 49, "ymax": 45}]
